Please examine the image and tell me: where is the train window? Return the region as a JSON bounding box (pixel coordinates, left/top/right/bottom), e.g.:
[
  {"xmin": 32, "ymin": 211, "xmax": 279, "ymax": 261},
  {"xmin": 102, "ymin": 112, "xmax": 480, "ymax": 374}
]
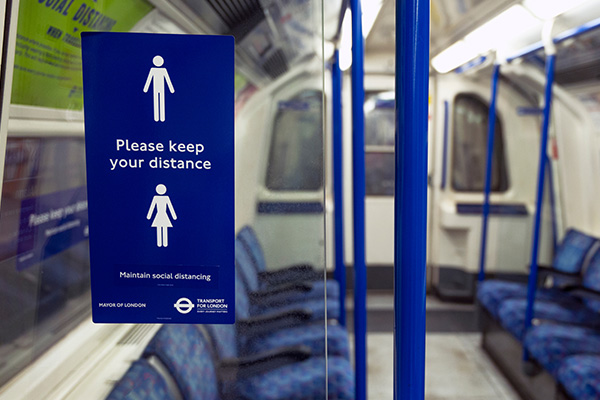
[
  {"xmin": 365, "ymin": 93, "xmax": 395, "ymax": 196},
  {"xmin": 451, "ymin": 94, "xmax": 508, "ymax": 192},
  {"xmin": 0, "ymin": 137, "xmax": 90, "ymax": 386},
  {"xmin": 266, "ymin": 90, "xmax": 323, "ymax": 191}
]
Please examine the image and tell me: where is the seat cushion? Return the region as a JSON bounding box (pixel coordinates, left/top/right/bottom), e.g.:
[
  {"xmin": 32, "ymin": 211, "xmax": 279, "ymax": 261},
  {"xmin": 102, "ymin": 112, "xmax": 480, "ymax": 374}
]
[
  {"xmin": 236, "ymin": 356, "xmax": 354, "ymax": 400},
  {"xmin": 557, "ymin": 355, "xmax": 600, "ymax": 400},
  {"xmin": 497, "ymin": 297, "xmax": 600, "ymax": 340},
  {"xmin": 246, "ymin": 323, "xmax": 350, "ymax": 359},
  {"xmin": 106, "ymin": 359, "xmax": 173, "ymax": 400},
  {"xmin": 477, "ymin": 280, "xmax": 573, "ymax": 319},
  {"xmin": 524, "ymin": 324, "xmax": 600, "ymax": 377}
]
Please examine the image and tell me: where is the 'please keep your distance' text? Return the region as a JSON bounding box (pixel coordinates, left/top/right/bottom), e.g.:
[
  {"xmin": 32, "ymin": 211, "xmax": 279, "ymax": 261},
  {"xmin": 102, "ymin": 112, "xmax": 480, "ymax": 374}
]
[{"xmin": 109, "ymin": 139, "xmax": 212, "ymax": 171}]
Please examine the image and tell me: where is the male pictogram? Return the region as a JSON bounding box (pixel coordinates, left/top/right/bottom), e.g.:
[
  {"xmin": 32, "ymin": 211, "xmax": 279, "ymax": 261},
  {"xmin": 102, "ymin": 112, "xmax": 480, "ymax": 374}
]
[{"xmin": 143, "ymin": 55, "xmax": 175, "ymax": 122}]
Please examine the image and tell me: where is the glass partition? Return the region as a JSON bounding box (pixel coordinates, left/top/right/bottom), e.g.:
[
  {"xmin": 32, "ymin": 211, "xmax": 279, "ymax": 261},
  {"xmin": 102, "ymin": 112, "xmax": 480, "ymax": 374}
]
[{"xmin": 0, "ymin": 1, "xmax": 341, "ymax": 399}]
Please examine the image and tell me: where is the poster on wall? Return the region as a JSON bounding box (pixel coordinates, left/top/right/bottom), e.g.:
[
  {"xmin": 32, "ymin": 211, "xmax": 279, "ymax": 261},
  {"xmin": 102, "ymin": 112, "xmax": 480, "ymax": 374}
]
[
  {"xmin": 11, "ymin": 0, "xmax": 154, "ymax": 110},
  {"xmin": 82, "ymin": 33, "xmax": 235, "ymax": 324}
]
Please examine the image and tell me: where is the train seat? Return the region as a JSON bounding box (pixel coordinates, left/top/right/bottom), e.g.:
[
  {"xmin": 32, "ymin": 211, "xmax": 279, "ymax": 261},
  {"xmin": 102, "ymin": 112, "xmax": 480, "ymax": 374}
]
[
  {"xmin": 236, "ymin": 240, "xmax": 337, "ymax": 307},
  {"xmin": 237, "ymin": 225, "xmax": 340, "ymax": 299},
  {"xmin": 497, "ymin": 245, "xmax": 600, "ymax": 340},
  {"xmin": 105, "ymin": 359, "xmax": 176, "ymax": 400},
  {"xmin": 557, "ymin": 355, "xmax": 600, "ymax": 400},
  {"xmin": 235, "ymin": 241, "xmax": 340, "ymax": 322},
  {"xmin": 243, "ymin": 322, "xmax": 349, "ymax": 360},
  {"xmin": 143, "ymin": 325, "xmax": 220, "ymax": 400},
  {"xmin": 203, "ymin": 324, "xmax": 355, "ymax": 400},
  {"xmin": 233, "ymin": 267, "xmax": 350, "ymax": 358},
  {"xmin": 477, "ymin": 228, "xmax": 598, "ymax": 318},
  {"xmin": 523, "ymin": 324, "xmax": 600, "ymax": 378},
  {"xmin": 497, "ymin": 298, "xmax": 600, "ymax": 340}
]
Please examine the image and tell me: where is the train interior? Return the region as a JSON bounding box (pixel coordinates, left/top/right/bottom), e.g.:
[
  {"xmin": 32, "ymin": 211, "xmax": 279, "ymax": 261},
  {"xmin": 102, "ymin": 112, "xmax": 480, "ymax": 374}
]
[{"xmin": 1, "ymin": 0, "xmax": 600, "ymax": 399}]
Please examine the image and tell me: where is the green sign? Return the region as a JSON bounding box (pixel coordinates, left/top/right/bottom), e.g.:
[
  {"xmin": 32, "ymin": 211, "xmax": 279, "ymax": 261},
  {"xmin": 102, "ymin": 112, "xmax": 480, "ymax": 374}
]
[{"xmin": 11, "ymin": 0, "xmax": 154, "ymax": 110}]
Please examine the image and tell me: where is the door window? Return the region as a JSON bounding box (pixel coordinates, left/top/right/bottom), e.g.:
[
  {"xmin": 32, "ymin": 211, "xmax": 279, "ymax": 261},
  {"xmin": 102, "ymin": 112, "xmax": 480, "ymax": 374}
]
[{"xmin": 451, "ymin": 94, "xmax": 508, "ymax": 192}]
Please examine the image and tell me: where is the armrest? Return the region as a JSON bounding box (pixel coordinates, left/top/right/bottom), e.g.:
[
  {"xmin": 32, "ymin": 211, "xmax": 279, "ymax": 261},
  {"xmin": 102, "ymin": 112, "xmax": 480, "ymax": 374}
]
[
  {"xmin": 237, "ymin": 309, "xmax": 313, "ymax": 336},
  {"xmin": 562, "ymin": 285, "xmax": 600, "ymax": 302},
  {"xmin": 258, "ymin": 265, "xmax": 321, "ymax": 286},
  {"xmin": 535, "ymin": 265, "xmax": 580, "ymax": 286},
  {"xmin": 249, "ymin": 282, "xmax": 313, "ymax": 301},
  {"xmin": 218, "ymin": 345, "xmax": 312, "ymax": 381}
]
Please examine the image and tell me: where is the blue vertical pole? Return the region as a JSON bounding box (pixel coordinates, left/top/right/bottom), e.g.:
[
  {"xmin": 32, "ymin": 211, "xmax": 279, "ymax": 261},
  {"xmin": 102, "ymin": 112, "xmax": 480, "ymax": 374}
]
[
  {"xmin": 394, "ymin": 0, "xmax": 429, "ymax": 399},
  {"xmin": 349, "ymin": 0, "xmax": 366, "ymax": 398},
  {"xmin": 332, "ymin": 50, "xmax": 347, "ymax": 327},
  {"xmin": 523, "ymin": 54, "xmax": 556, "ymax": 360},
  {"xmin": 478, "ymin": 64, "xmax": 501, "ymax": 282}
]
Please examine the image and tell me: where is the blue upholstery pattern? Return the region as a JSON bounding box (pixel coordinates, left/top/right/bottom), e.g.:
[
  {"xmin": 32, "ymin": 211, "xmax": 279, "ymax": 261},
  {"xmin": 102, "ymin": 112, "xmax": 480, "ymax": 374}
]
[
  {"xmin": 558, "ymin": 355, "xmax": 600, "ymax": 400},
  {"xmin": 581, "ymin": 248, "xmax": 600, "ymax": 312},
  {"xmin": 231, "ymin": 265, "xmax": 348, "ymax": 357},
  {"xmin": 238, "ymin": 225, "xmax": 268, "ymax": 273},
  {"xmin": 106, "ymin": 359, "xmax": 173, "ymax": 400},
  {"xmin": 236, "ymin": 356, "xmax": 355, "ymax": 400},
  {"xmin": 206, "ymin": 323, "xmax": 238, "ymax": 359},
  {"xmin": 143, "ymin": 325, "xmax": 220, "ymax": 400},
  {"xmin": 236, "ymin": 240, "xmax": 339, "ymax": 304},
  {"xmin": 477, "ymin": 280, "xmax": 572, "ymax": 319},
  {"xmin": 497, "ymin": 298, "xmax": 600, "ymax": 340},
  {"xmin": 237, "ymin": 226, "xmax": 340, "ymax": 299},
  {"xmin": 524, "ymin": 324, "xmax": 600, "ymax": 377},
  {"xmin": 246, "ymin": 323, "xmax": 350, "ymax": 359},
  {"xmin": 235, "ymin": 271, "xmax": 251, "ymax": 320},
  {"xmin": 554, "ymin": 229, "xmax": 598, "ymax": 274}
]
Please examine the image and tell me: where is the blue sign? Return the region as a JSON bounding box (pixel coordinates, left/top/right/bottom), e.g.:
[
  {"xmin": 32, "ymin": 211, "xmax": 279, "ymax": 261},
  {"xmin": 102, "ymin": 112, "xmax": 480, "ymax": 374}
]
[
  {"xmin": 17, "ymin": 187, "xmax": 89, "ymax": 270},
  {"xmin": 82, "ymin": 32, "xmax": 234, "ymax": 324}
]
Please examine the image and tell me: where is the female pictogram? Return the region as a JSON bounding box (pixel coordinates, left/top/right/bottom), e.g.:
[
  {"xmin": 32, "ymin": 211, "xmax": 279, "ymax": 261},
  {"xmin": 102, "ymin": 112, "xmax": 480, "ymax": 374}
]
[
  {"xmin": 143, "ymin": 55, "xmax": 175, "ymax": 122},
  {"xmin": 146, "ymin": 184, "xmax": 177, "ymax": 247}
]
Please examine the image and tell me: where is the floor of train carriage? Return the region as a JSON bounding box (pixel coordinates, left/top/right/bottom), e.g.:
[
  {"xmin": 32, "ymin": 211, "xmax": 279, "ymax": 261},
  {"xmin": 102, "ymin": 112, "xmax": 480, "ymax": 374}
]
[{"xmin": 348, "ymin": 293, "xmax": 520, "ymax": 400}]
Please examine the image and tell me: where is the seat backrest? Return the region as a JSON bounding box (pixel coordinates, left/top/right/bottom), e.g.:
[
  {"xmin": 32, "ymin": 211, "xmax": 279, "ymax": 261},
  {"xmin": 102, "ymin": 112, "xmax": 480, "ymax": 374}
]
[
  {"xmin": 234, "ymin": 260, "xmax": 251, "ymax": 320},
  {"xmin": 582, "ymin": 247, "xmax": 600, "ymax": 312},
  {"xmin": 106, "ymin": 359, "xmax": 174, "ymax": 400},
  {"xmin": 203, "ymin": 323, "xmax": 238, "ymax": 360},
  {"xmin": 237, "ymin": 225, "xmax": 267, "ymax": 273},
  {"xmin": 235, "ymin": 239, "xmax": 261, "ymax": 292},
  {"xmin": 552, "ymin": 228, "xmax": 598, "ymax": 274},
  {"xmin": 143, "ymin": 325, "xmax": 220, "ymax": 400}
]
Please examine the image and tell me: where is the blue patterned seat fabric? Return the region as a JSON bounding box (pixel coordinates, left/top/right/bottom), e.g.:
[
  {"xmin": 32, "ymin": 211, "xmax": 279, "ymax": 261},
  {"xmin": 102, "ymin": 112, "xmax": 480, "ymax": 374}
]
[
  {"xmin": 146, "ymin": 324, "xmax": 355, "ymax": 400},
  {"xmin": 477, "ymin": 228, "xmax": 597, "ymax": 318},
  {"xmin": 557, "ymin": 355, "xmax": 600, "ymax": 400},
  {"xmin": 237, "ymin": 356, "xmax": 355, "ymax": 400},
  {"xmin": 228, "ymin": 270, "xmax": 348, "ymax": 358},
  {"xmin": 524, "ymin": 324, "xmax": 600, "ymax": 378},
  {"xmin": 237, "ymin": 225, "xmax": 340, "ymax": 299},
  {"xmin": 497, "ymin": 297, "xmax": 600, "ymax": 340},
  {"xmin": 106, "ymin": 359, "xmax": 174, "ymax": 400},
  {"xmin": 204, "ymin": 323, "xmax": 354, "ymax": 400},
  {"xmin": 497, "ymin": 246, "xmax": 600, "ymax": 340},
  {"xmin": 246, "ymin": 323, "xmax": 350, "ymax": 360},
  {"xmin": 143, "ymin": 325, "xmax": 220, "ymax": 400}
]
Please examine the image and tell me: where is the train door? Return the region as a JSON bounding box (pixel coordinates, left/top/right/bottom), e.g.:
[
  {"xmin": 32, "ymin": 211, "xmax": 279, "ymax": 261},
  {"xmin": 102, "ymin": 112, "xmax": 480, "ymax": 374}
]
[
  {"xmin": 241, "ymin": 69, "xmax": 328, "ymax": 270},
  {"xmin": 428, "ymin": 71, "xmax": 550, "ymax": 299}
]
